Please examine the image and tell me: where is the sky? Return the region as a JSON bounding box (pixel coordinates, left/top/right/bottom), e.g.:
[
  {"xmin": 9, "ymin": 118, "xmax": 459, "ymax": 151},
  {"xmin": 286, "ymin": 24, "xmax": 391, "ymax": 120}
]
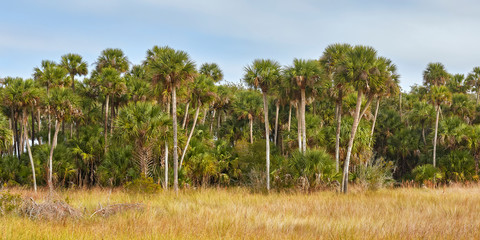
[{"xmin": 1, "ymin": 0, "xmax": 480, "ymax": 91}]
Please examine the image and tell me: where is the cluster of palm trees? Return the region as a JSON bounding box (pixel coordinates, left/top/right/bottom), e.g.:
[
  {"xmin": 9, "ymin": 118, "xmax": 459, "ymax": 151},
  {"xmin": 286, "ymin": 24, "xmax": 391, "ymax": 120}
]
[{"xmin": 1, "ymin": 43, "xmax": 480, "ymax": 194}]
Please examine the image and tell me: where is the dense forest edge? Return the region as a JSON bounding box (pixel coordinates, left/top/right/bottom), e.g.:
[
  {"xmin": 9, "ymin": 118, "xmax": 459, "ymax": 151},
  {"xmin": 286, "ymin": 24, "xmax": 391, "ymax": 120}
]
[{"xmin": 1, "ymin": 43, "xmax": 480, "ymax": 194}]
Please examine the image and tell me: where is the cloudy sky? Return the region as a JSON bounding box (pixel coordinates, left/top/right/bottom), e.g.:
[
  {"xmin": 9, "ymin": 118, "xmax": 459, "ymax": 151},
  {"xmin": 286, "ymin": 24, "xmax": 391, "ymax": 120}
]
[{"xmin": 1, "ymin": 0, "xmax": 480, "ymax": 90}]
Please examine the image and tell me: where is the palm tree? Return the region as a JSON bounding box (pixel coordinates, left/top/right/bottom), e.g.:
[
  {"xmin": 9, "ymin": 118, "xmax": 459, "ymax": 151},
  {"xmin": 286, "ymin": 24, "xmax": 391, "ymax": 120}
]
[
  {"xmin": 423, "ymin": 62, "xmax": 450, "ymax": 167},
  {"xmin": 284, "ymin": 59, "xmax": 322, "ymax": 154},
  {"xmin": 147, "ymin": 46, "xmax": 196, "ymax": 193},
  {"xmin": 340, "ymin": 45, "xmax": 381, "ymax": 193},
  {"xmin": 243, "ymin": 59, "xmax": 281, "ymax": 191},
  {"xmin": 47, "ymin": 87, "xmax": 81, "ymax": 191},
  {"xmin": 1, "ymin": 78, "xmax": 41, "ymax": 191},
  {"xmin": 95, "ymin": 48, "xmax": 129, "ymax": 73},
  {"xmin": 369, "ymin": 58, "xmax": 400, "ymax": 147},
  {"xmin": 466, "ymin": 67, "xmax": 480, "ymax": 104},
  {"xmin": 234, "ymin": 90, "xmax": 263, "ymax": 144},
  {"xmin": 199, "ymin": 63, "xmax": 223, "ymax": 125},
  {"xmin": 466, "ymin": 125, "xmax": 480, "ymax": 176},
  {"xmin": 180, "ymin": 74, "xmax": 216, "ymax": 168},
  {"xmin": 320, "ymin": 43, "xmax": 352, "ymax": 172},
  {"xmin": 116, "ymin": 101, "xmax": 171, "ymax": 177},
  {"xmin": 98, "ymin": 67, "xmax": 127, "ymax": 154},
  {"xmin": 60, "ymin": 53, "xmax": 88, "ymax": 92}
]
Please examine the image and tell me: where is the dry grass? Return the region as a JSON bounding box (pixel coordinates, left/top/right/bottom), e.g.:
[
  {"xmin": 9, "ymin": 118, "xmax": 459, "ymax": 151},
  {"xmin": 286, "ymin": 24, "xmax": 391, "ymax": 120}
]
[{"xmin": 1, "ymin": 186, "xmax": 480, "ymax": 239}]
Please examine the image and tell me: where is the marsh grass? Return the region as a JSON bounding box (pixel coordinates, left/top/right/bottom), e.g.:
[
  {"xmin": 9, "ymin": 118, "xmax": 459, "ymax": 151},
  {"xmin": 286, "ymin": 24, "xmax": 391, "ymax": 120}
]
[{"xmin": 1, "ymin": 186, "xmax": 480, "ymax": 239}]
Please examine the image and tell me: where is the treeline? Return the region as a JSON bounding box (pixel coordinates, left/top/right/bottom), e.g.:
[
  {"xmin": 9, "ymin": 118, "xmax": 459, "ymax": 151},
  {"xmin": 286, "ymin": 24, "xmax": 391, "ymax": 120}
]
[{"xmin": 0, "ymin": 44, "xmax": 479, "ymax": 193}]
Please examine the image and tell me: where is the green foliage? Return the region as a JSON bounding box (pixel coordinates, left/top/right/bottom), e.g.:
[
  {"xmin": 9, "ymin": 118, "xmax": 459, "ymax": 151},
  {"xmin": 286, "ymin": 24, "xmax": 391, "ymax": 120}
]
[
  {"xmin": 439, "ymin": 150, "xmax": 475, "ymax": 182},
  {"xmin": 284, "ymin": 149, "xmax": 338, "ymax": 190},
  {"xmin": 412, "ymin": 164, "xmax": 443, "ymax": 184},
  {"xmin": 98, "ymin": 145, "xmax": 137, "ymax": 186}
]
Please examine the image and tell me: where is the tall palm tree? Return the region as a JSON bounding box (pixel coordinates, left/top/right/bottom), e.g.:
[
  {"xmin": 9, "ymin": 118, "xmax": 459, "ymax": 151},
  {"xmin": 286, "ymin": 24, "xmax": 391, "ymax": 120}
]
[
  {"xmin": 47, "ymin": 87, "xmax": 81, "ymax": 191},
  {"xmin": 340, "ymin": 45, "xmax": 381, "ymax": 193},
  {"xmin": 180, "ymin": 74, "xmax": 216, "ymax": 168},
  {"xmin": 98, "ymin": 67, "xmax": 126, "ymax": 154},
  {"xmin": 423, "ymin": 62, "xmax": 450, "ymax": 167},
  {"xmin": 369, "ymin": 58, "xmax": 400, "ymax": 147},
  {"xmin": 116, "ymin": 101, "xmax": 171, "ymax": 177},
  {"xmin": 243, "ymin": 59, "xmax": 281, "ymax": 191},
  {"xmin": 284, "ymin": 59, "xmax": 322, "ymax": 154},
  {"xmin": 60, "ymin": 53, "xmax": 88, "ymax": 92},
  {"xmin": 320, "ymin": 43, "xmax": 352, "ymax": 172},
  {"xmin": 1, "ymin": 78, "xmax": 41, "ymax": 191},
  {"xmin": 147, "ymin": 46, "xmax": 196, "ymax": 193}
]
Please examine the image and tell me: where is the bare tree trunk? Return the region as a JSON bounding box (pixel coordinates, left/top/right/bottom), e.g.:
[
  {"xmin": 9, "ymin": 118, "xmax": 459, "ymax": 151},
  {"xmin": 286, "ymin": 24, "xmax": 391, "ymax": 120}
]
[
  {"xmin": 180, "ymin": 102, "xmax": 200, "ymax": 169},
  {"xmin": 31, "ymin": 110, "xmax": 35, "ymax": 147},
  {"xmin": 201, "ymin": 107, "xmax": 208, "ymax": 125},
  {"xmin": 104, "ymin": 95, "xmax": 109, "ymax": 154},
  {"xmin": 369, "ymin": 99, "xmax": 380, "ymax": 148},
  {"xmin": 182, "ymin": 101, "xmax": 190, "ymax": 129},
  {"xmin": 110, "ymin": 103, "xmax": 115, "ymax": 135},
  {"xmin": 37, "ymin": 109, "xmax": 42, "ymax": 145},
  {"xmin": 399, "ymin": 92, "xmax": 403, "ymax": 121},
  {"xmin": 342, "ymin": 89, "xmax": 363, "ymax": 194},
  {"xmin": 249, "ymin": 117, "xmax": 253, "ymax": 144},
  {"xmin": 433, "ymin": 105, "xmax": 440, "ymax": 168},
  {"xmin": 164, "ymin": 141, "xmax": 169, "ymax": 189},
  {"xmin": 23, "ymin": 110, "xmax": 37, "ymax": 192},
  {"xmin": 335, "ymin": 90, "xmax": 343, "ymax": 173},
  {"xmin": 288, "ymin": 103, "xmax": 292, "ymax": 132},
  {"xmin": 296, "ymin": 103, "xmax": 302, "ymax": 152},
  {"xmin": 301, "ymin": 88, "xmax": 307, "ymax": 154},
  {"xmin": 210, "ymin": 109, "xmax": 216, "ymax": 133},
  {"xmin": 274, "ymin": 101, "xmax": 280, "ymax": 146},
  {"xmin": 172, "ymin": 86, "xmax": 179, "ymax": 194},
  {"xmin": 48, "ymin": 121, "xmax": 61, "ymax": 192},
  {"xmin": 48, "ymin": 113, "xmax": 51, "ymax": 146},
  {"xmin": 262, "ymin": 91, "xmax": 270, "ymax": 191}
]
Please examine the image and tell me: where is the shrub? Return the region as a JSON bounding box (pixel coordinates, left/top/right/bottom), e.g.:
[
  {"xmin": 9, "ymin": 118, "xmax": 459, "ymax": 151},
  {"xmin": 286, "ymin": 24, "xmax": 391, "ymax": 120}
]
[
  {"xmin": 124, "ymin": 176, "xmax": 160, "ymax": 194},
  {"xmin": 354, "ymin": 158, "xmax": 394, "ymax": 191},
  {"xmin": 412, "ymin": 164, "xmax": 443, "ymax": 184},
  {"xmin": 0, "ymin": 191, "xmax": 22, "ymax": 216}
]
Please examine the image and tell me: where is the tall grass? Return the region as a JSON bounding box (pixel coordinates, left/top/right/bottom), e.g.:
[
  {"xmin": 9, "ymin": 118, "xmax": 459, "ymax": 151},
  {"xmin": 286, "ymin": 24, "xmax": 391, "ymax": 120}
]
[{"xmin": 1, "ymin": 186, "xmax": 480, "ymax": 239}]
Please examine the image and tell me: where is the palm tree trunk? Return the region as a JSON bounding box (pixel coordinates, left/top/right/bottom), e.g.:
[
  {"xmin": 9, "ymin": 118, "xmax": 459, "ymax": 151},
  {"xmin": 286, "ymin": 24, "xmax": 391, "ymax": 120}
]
[
  {"xmin": 369, "ymin": 99, "xmax": 380, "ymax": 148},
  {"xmin": 250, "ymin": 117, "xmax": 253, "ymax": 144},
  {"xmin": 37, "ymin": 109, "xmax": 42, "ymax": 145},
  {"xmin": 422, "ymin": 124, "xmax": 427, "ymax": 145},
  {"xmin": 163, "ymin": 140, "xmax": 168, "ymax": 189},
  {"xmin": 288, "ymin": 103, "xmax": 292, "ymax": 132},
  {"xmin": 172, "ymin": 86, "xmax": 179, "ymax": 194},
  {"xmin": 104, "ymin": 95, "xmax": 110, "ymax": 154},
  {"xmin": 48, "ymin": 113, "xmax": 51, "ymax": 146},
  {"xmin": 335, "ymin": 91, "xmax": 343, "ymax": 173},
  {"xmin": 274, "ymin": 101, "xmax": 280, "ymax": 146},
  {"xmin": 433, "ymin": 105, "xmax": 440, "ymax": 168},
  {"xmin": 301, "ymin": 88, "xmax": 307, "ymax": 154},
  {"xmin": 48, "ymin": 120, "xmax": 61, "ymax": 192},
  {"xmin": 399, "ymin": 92, "xmax": 403, "ymax": 121},
  {"xmin": 23, "ymin": 110, "xmax": 37, "ymax": 192},
  {"xmin": 180, "ymin": 102, "xmax": 200, "ymax": 169},
  {"xmin": 342, "ymin": 89, "xmax": 363, "ymax": 194},
  {"xmin": 262, "ymin": 91, "xmax": 270, "ymax": 191},
  {"xmin": 210, "ymin": 109, "xmax": 216, "ymax": 133},
  {"xmin": 296, "ymin": 103, "xmax": 302, "ymax": 152},
  {"xmin": 31, "ymin": 109, "xmax": 35, "ymax": 147},
  {"xmin": 110, "ymin": 103, "xmax": 115, "ymax": 135},
  {"xmin": 202, "ymin": 107, "xmax": 208, "ymax": 125},
  {"xmin": 182, "ymin": 101, "xmax": 190, "ymax": 129}
]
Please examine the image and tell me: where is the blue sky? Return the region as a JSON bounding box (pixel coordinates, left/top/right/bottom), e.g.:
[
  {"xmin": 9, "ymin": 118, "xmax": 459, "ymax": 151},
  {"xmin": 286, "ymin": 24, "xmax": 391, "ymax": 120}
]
[{"xmin": 1, "ymin": 0, "xmax": 480, "ymax": 90}]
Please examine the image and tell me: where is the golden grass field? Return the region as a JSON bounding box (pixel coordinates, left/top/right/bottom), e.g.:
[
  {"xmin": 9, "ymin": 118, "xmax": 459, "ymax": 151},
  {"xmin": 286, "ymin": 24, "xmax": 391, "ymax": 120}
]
[{"xmin": 1, "ymin": 186, "xmax": 480, "ymax": 239}]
